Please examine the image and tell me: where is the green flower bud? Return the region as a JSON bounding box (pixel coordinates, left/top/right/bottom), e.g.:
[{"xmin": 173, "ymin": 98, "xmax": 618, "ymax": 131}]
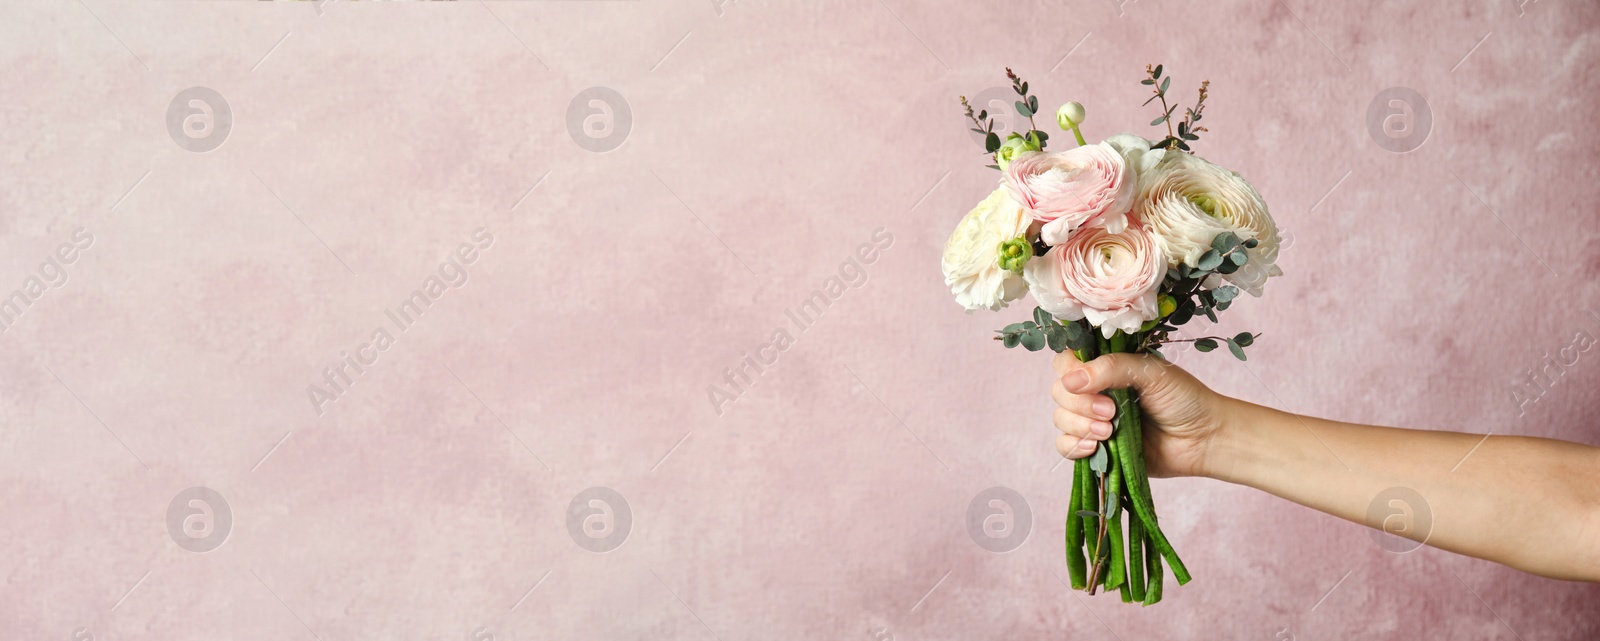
[
  {"xmin": 996, "ymin": 236, "xmax": 1032, "ymax": 274},
  {"xmin": 1057, "ymin": 102, "xmax": 1086, "ymax": 130},
  {"xmin": 994, "ymin": 133, "xmax": 1035, "ymax": 171},
  {"xmin": 1158, "ymin": 294, "xmax": 1177, "ymax": 319}
]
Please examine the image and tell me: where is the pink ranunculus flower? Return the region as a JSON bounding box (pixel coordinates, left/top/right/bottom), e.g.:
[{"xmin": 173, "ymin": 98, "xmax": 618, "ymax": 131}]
[
  {"xmin": 1002, "ymin": 144, "xmax": 1137, "ymax": 246},
  {"xmin": 1022, "ymin": 221, "xmax": 1164, "ymax": 338}
]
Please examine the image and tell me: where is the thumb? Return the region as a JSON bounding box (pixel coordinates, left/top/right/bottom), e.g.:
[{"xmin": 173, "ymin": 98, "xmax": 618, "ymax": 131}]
[{"xmin": 1060, "ymin": 352, "xmax": 1167, "ymax": 395}]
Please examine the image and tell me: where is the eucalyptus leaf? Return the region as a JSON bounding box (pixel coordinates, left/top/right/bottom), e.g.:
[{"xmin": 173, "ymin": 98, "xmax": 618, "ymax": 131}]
[
  {"xmin": 1193, "ymin": 338, "xmax": 1218, "ymax": 352},
  {"xmin": 1230, "ymin": 250, "xmax": 1248, "ymax": 265},
  {"xmin": 1020, "ymin": 327, "xmax": 1046, "ymax": 351},
  {"xmin": 1002, "ymin": 333, "xmax": 1020, "ymax": 348},
  {"xmin": 1088, "ymin": 445, "xmax": 1109, "ymax": 473},
  {"xmin": 1047, "ymin": 326, "xmax": 1070, "ymax": 352},
  {"xmin": 1159, "ymin": 77, "xmax": 1170, "ymax": 93},
  {"xmin": 1226, "ymin": 338, "xmax": 1247, "ymax": 361},
  {"xmin": 985, "ymin": 132, "xmax": 1000, "ymax": 153},
  {"xmin": 1016, "ymin": 101, "xmax": 1034, "ymax": 118},
  {"xmin": 1150, "ymin": 115, "xmax": 1167, "ymax": 126},
  {"xmin": 1213, "ymin": 286, "xmax": 1239, "ymax": 303},
  {"xmin": 1234, "ymin": 332, "xmax": 1255, "ymax": 347},
  {"xmin": 1153, "ymin": 64, "xmax": 1163, "ymax": 79},
  {"xmin": 1034, "ymin": 307, "xmax": 1052, "ymax": 327},
  {"xmin": 1197, "ymin": 250, "xmax": 1223, "ymax": 271}
]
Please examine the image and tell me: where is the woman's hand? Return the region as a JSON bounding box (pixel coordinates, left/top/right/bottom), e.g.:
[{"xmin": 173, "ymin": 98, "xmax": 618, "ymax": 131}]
[
  {"xmin": 1050, "ymin": 350, "xmax": 1227, "ymax": 478},
  {"xmin": 1049, "ymin": 347, "xmax": 1600, "ymax": 581}
]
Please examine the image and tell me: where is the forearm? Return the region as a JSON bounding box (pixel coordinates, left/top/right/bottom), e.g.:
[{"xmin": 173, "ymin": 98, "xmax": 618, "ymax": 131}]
[{"xmin": 1201, "ymin": 397, "xmax": 1600, "ymax": 581}]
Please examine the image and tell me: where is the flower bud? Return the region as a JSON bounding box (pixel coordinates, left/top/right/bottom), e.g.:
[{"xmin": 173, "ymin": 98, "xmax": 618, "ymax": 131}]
[
  {"xmin": 994, "ymin": 133, "xmax": 1035, "ymax": 171},
  {"xmin": 1158, "ymin": 294, "xmax": 1177, "ymax": 319},
  {"xmin": 996, "ymin": 236, "xmax": 1032, "ymax": 274},
  {"xmin": 1057, "ymin": 102, "xmax": 1086, "ymax": 130}
]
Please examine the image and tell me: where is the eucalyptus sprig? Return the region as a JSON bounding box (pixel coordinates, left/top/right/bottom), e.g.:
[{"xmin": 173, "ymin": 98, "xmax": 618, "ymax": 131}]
[
  {"xmin": 993, "ymin": 306, "xmax": 1094, "ymax": 354},
  {"xmin": 1005, "ymin": 67, "xmax": 1052, "ymax": 151},
  {"xmin": 959, "ymin": 95, "xmax": 1001, "ymax": 156},
  {"xmin": 1138, "ymin": 231, "xmax": 1261, "ymax": 360},
  {"xmin": 1141, "ymin": 64, "xmax": 1210, "ymax": 153}
]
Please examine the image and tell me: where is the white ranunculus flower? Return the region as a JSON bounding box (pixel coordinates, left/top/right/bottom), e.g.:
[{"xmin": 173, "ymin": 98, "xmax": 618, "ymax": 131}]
[
  {"xmin": 1136, "ymin": 150, "xmax": 1283, "ymax": 296},
  {"xmin": 943, "ymin": 187, "xmax": 1032, "ymax": 311},
  {"xmin": 1103, "ymin": 133, "xmax": 1157, "ymax": 175}
]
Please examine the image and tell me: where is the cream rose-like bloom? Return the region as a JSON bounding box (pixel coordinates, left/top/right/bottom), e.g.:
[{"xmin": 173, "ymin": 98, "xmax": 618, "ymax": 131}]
[
  {"xmin": 942, "ymin": 187, "xmax": 1032, "ymax": 311},
  {"xmin": 1002, "ymin": 144, "xmax": 1136, "ymax": 246},
  {"xmin": 1137, "ymin": 149, "xmax": 1283, "ymax": 296},
  {"xmin": 1022, "ymin": 222, "xmax": 1164, "ymax": 338}
]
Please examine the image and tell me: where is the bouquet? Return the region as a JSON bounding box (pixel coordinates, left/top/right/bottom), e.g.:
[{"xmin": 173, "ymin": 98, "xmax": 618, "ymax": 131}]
[{"xmin": 942, "ymin": 66, "xmax": 1283, "ymax": 604}]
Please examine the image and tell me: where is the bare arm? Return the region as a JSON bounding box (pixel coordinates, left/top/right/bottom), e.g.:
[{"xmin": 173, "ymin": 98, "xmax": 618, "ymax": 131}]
[{"xmin": 1048, "ymin": 350, "xmax": 1600, "ymax": 582}]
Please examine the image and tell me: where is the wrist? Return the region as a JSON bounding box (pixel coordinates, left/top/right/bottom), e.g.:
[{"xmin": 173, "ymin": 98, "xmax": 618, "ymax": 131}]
[{"xmin": 1195, "ymin": 395, "xmax": 1273, "ymax": 483}]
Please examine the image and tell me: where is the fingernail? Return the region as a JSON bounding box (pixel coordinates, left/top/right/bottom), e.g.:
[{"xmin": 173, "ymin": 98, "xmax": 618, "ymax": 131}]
[
  {"xmin": 1089, "ymin": 421, "xmax": 1112, "ymax": 438},
  {"xmin": 1062, "ymin": 370, "xmax": 1089, "ymax": 391},
  {"xmin": 1077, "ymin": 438, "xmax": 1097, "ymax": 451},
  {"xmin": 1092, "ymin": 398, "xmax": 1116, "ymax": 419}
]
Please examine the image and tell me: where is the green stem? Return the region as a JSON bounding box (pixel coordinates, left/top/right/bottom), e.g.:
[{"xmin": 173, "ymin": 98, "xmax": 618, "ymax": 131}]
[
  {"xmin": 1066, "ymin": 459, "xmax": 1087, "ymax": 589},
  {"xmin": 1089, "ymin": 468, "xmax": 1109, "ymax": 592},
  {"xmin": 1105, "ymin": 448, "xmax": 1126, "ymax": 590},
  {"xmin": 1068, "ymin": 121, "xmax": 1088, "ymax": 147},
  {"xmin": 1083, "ymin": 466, "xmax": 1100, "ymax": 560},
  {"xmin": 1127, "ymin": 500, "xmax": 1147, "ymax": 602},
  {"xmin": 1110, "ymin": 387, "xmax": 1191, "ymax": 584},
  {"xmin": 1143, "ymin": 529, "xmax": 1164, "ymax": 606}
]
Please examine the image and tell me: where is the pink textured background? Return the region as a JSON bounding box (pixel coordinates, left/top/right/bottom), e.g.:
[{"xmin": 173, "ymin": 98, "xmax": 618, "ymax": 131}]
[{"xmin": 3, "ymin": 1, "xmax": 1598, "ymax": 639}]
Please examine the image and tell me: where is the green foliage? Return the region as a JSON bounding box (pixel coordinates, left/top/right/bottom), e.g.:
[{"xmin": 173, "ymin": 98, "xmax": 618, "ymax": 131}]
[
  {"xmin": 960, "ymin": 68, "xmax": 1054, "ymax": 166},
  {"xmin": 1134, "ymin": 230, "xmax": 1264, "ymax": 362},
  {"xmin": 995, "ymin": 306, "xmax": 1094, "ymax": 354},
  {"xmin": 1226, "ymin": 337, "xmax": 1247, "ymax": 361},
  {"xmin": 1088, "ymin": 443, "xmax": 1109, "ymax": 474},
  {"xmin": 1142, "ymin": 63, "xmax": 1209, "ymax": 153}
]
